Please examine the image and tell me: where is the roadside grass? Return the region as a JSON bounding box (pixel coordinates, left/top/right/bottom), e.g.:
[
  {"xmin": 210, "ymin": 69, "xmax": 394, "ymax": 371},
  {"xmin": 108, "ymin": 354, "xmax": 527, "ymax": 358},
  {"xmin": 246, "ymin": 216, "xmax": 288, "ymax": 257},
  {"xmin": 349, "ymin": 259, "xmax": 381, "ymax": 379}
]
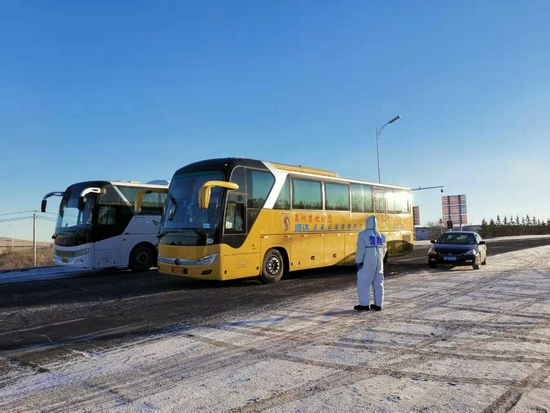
[{"xmin": 0, "ymin": 249, "xmax": 53, "ymax": 270}]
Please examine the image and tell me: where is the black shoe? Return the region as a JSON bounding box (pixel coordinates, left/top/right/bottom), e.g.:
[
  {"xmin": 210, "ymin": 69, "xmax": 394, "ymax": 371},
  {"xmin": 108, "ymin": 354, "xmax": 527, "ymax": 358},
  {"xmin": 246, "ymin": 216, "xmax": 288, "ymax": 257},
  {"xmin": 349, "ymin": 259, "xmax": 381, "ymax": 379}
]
[
  {"xmin": 370, "ymin": 304, "xmax": 382, "ymax": 311},
  {"xmin": 354, "ymin": 305, "xmax": 370, "ymax": 311}
]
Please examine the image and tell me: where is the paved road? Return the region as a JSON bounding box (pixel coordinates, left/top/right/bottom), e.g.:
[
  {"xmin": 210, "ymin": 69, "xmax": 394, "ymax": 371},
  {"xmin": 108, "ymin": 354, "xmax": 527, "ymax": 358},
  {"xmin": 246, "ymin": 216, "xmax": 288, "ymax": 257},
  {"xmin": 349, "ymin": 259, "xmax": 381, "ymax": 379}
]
[
  {"xmin": 387, "ymin": 235, "xmax": 550, "ymax": 275},
  {"xmin": 1, "ymin": 236, "xmax": 549, "ymax": 365},
  {"xmin": 1, "ymin": 236, "xmax": 549, "ymax": 412}
]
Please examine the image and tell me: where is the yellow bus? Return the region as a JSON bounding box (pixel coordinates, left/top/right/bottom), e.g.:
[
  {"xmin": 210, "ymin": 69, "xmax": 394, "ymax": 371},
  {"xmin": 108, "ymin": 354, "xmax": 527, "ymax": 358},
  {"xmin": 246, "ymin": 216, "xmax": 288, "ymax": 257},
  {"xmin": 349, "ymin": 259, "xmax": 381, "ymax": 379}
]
[{"xmin": 157, "ymin": 158, "xmax": 413, "ymax": 283}]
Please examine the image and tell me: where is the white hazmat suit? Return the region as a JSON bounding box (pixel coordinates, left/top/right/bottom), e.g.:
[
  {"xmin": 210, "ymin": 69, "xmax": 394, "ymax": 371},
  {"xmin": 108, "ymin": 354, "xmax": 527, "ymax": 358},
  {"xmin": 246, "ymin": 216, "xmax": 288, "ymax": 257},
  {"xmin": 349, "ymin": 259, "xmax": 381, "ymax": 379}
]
[{"xmin": 355, "ymin": 215, "xmax": 387, "ymax": 309}]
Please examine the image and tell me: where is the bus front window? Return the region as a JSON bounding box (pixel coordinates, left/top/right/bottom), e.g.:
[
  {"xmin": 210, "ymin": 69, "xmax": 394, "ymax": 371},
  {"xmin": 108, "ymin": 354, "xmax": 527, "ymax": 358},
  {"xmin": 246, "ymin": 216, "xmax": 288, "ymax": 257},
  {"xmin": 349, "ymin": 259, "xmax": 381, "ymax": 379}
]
[
  {"xmin": 57, "ymin": 195, "xmax": 94, "ymax": 230},
  {"xmin": 53, "ymin": 188, "xmax": 95, "ymax": 246},
  {"xmin": 163, "ymin": 172, "xmax": 225, "ymax": 231}
]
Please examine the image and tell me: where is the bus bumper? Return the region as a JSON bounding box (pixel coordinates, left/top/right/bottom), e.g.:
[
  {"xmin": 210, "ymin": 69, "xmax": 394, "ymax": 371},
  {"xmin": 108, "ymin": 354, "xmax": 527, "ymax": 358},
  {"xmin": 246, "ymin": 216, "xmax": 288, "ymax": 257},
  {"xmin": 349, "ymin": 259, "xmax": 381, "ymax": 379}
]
[{"xmin": 53, "ymin": 247, "xmax": 94, "ymax": 268}]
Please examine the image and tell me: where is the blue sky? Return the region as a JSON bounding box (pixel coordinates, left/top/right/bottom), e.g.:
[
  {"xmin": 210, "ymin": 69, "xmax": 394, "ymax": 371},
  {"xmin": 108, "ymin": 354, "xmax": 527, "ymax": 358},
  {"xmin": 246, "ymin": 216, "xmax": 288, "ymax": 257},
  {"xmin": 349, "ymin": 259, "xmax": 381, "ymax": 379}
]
[{"xmin": 1, "ymin": 0, "xmax": 549, "ymax": 242}]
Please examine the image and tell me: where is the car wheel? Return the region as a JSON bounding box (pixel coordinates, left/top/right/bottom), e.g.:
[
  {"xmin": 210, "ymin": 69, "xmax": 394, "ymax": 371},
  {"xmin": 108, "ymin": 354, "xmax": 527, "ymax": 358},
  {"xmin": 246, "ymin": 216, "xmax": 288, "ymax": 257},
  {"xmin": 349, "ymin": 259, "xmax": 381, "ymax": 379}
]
[
  {"xmin": 259, "ymin": 248, "xmax": 284, "ymax": 283},
  {"xmin": 129, "ymin": 244, "xmax": 156, "ymax": 272},
  {"xmin": 473, "ymin": 255, "xmax": 481, "ymax": 270},
  {"xmin": 429, "ymin": 262, "xmax": 437, "ymax": 269}
]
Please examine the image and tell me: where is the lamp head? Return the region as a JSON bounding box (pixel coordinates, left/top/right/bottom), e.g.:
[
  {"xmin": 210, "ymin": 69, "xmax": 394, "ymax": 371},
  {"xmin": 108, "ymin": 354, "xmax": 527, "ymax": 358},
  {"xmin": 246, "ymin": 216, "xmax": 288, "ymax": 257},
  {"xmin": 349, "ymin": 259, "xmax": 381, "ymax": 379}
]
[{"xmin": 388, "ymin": 115, "xmax": 401, "ymax": 124}]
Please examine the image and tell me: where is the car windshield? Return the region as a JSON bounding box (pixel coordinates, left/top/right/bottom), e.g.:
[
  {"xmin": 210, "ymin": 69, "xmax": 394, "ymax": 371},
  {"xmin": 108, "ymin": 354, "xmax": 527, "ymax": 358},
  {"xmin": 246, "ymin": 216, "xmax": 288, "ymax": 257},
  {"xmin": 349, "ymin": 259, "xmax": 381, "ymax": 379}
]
[{"xmin": 437, "ymin": 233, "xmax": 476, "ymax": 245}]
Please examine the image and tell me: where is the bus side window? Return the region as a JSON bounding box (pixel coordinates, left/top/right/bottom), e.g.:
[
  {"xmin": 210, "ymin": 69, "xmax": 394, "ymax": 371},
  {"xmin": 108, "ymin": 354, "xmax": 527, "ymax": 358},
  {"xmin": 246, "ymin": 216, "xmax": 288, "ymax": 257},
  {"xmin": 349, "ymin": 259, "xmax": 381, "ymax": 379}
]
[
  {"xmin": 225, "ymin": 202, "xmax": 244, "ymax": 231},
  {"xmin": 98, "ymin": 206, "xmax": 117, "ymax": 225}
]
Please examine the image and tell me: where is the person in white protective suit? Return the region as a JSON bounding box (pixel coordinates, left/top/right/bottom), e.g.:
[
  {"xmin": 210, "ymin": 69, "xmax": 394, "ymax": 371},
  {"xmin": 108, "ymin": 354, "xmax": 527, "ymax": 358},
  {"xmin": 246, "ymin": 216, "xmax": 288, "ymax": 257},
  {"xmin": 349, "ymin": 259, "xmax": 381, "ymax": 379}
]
[{"xmin": 354, "ymin": 215, "xmax": 387, "ymax": 311}]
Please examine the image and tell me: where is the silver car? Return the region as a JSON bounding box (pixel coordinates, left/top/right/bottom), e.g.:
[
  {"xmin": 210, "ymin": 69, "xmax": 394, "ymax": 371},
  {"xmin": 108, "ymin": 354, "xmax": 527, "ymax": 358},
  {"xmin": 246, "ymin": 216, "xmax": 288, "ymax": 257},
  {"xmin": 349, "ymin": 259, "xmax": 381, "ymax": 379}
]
[{"xmin": 428, "ymin": 231, "xmax": 488, "ymax": 270}]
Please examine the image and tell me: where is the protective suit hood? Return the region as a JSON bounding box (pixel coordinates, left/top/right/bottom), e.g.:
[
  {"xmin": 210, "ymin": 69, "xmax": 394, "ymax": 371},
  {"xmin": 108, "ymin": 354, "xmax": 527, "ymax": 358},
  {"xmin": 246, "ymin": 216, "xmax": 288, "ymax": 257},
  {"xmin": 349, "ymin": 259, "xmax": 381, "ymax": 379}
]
[{"xmin": 366, "ymin": 215, "xmax": 377, "ymax": 231}]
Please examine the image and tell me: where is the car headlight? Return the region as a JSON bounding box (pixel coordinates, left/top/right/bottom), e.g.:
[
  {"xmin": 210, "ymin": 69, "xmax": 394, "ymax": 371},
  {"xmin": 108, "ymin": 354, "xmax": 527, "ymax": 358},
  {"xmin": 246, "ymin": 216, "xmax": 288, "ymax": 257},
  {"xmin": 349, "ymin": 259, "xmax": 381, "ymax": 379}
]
[
  {"xmin": 464, "ymin": 249, "xmax": 476, "ymax": 256},
  {"xmin": 195, "ymin": 252, "xmax": 219, "ymax": 266},
  {"xmin": 428, "ymin": 248, "xmax": 437, "ymax": 255}
]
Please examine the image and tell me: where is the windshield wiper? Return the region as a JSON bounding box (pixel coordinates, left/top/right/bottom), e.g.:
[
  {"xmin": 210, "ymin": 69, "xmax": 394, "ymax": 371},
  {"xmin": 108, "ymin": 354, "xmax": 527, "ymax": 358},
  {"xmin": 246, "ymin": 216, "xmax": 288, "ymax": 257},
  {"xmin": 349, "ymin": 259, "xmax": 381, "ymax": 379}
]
[
  {"xmin": 70, "ymin": 231, "xmax": 85, "ymax": 241},
  {"xmin": 158, "ymin": 229, "xmax": 185, "ymax": 239},
  {"xmin": 191, "ymin": 228, "xmax": 208, "ymax": 238},
  {"xmin": 53, "ymin": 230, "xmax": 84, "ymax": 241}
]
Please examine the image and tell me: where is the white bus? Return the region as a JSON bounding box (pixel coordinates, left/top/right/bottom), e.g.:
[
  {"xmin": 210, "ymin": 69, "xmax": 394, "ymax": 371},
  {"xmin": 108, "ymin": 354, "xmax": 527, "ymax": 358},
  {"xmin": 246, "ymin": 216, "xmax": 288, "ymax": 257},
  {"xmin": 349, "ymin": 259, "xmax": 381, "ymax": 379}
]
[{"xmin": 41, "ymin": 180, "xmax": 168, "ymax": 272}]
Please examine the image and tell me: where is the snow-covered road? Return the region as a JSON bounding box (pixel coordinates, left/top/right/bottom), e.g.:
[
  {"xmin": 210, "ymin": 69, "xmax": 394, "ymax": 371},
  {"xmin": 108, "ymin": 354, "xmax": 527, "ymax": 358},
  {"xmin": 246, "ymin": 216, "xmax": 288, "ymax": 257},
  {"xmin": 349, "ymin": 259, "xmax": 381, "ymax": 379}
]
[
  {"xmin": 1, "ymin": 243, "xmax": 549, "ymax": 412},
  {"xmin": 0, "ymin": 266, "xmax": 103, "ymax": 284}
]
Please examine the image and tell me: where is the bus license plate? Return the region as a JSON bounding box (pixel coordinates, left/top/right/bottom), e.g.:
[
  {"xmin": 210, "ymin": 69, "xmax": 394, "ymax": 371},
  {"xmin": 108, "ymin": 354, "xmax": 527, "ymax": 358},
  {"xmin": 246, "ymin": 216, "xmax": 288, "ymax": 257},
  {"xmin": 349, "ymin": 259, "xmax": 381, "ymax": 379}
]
[
  {"xmin": 444, "ymin": 256, "xmax": 456, "ymax": 261},
  {"xmin": 171, "ymin": 267, "xmax": 185, "ymax": 274}
]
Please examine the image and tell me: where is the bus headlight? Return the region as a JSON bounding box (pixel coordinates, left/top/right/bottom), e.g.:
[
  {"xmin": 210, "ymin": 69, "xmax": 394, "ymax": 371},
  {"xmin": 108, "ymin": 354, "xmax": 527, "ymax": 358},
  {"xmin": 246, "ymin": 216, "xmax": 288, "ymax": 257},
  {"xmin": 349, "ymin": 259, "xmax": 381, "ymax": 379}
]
[
  {"xmin": 196, "ymin": 253, "xmax": 219, "ymax": 266},
  {"xmin": 74, "ymin": 248, "xmax": 91, "ymax": 257}
]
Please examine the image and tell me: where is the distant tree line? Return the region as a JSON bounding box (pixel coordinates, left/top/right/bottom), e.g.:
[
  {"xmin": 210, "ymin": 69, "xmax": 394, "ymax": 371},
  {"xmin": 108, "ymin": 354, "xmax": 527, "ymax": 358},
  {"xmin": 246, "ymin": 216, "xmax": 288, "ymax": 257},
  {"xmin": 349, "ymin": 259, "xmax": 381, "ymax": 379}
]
[{"xmin": 479, "ymin": 215, "xmax": 550, "ymax": 238}]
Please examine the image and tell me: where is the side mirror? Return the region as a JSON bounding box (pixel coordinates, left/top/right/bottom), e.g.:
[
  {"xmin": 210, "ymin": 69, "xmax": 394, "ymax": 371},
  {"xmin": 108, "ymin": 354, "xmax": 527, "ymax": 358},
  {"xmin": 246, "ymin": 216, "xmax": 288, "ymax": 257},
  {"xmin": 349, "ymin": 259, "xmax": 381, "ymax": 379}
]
[
  {"xmin": 134, "ymin": 190, "xmax": 152, "ymax": 214},
  {"xmin": 78, "ymin": 187, "xmax": 103, "ymax": 211},
  {"xmin": 168, "ymin": 205, "xmax": 176, "ymax": 220},
  {"xmin": 134, "ymin": 188, "xmax": 168, "ymax": 213},
  {"xmin": 78, "ymin": 196, "xmax": 86, "ymax": 211},
  {"xmin": 479, "ymin": 240, "xmax": 486, "ymax": 245},
  {"xmin": 41, "ymin": 191, "xmax": 64, "ymax": 213},
  {"xmin": 430, "ymin": 240, "xmax": 436, "ymax": 244},
  {"xmin": 199, "ymin": 181, "xmax": 239, "ymax": 209}
]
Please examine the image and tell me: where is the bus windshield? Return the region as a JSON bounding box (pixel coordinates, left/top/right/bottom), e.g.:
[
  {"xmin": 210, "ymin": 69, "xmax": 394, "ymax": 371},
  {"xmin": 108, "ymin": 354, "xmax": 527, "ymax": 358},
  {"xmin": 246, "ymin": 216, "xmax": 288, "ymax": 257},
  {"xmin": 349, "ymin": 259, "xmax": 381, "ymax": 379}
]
[
  {"xmin": 163, "ymin": 171, "xmax": 225, "ymax": 230},
  {"xmin": 56, "ymin": 190, "xmax": 94, "ymax": 233}
]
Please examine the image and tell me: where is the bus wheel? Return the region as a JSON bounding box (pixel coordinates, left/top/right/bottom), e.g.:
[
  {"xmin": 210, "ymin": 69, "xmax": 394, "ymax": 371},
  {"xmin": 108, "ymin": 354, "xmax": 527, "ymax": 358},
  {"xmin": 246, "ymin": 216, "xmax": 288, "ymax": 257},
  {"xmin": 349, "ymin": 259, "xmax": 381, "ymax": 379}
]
[
  {"xmin": 129, "ymin": 244, "xmax": 156, "ymax": 272},
  {"xmin": 260, "ymin": 249, "xmax": 284, "ymax": 284}
]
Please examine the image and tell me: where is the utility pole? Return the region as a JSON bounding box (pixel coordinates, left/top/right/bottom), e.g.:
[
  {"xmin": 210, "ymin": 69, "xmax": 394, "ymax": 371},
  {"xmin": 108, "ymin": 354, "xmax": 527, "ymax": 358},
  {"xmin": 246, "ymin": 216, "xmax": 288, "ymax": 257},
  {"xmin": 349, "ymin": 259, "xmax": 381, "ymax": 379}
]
[{"xmin": 33, "ymin": 212, "xmax": 37, "ymax": 266}]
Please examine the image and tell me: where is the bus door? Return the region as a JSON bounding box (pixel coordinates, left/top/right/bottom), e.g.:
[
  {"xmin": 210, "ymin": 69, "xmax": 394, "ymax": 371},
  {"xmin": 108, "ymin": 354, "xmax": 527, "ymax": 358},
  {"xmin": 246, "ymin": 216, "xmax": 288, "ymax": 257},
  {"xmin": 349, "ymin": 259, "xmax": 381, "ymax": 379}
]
[
  {"xmin": 223, "ymin": 192, "xmax": 257, "ymax": 278},
  {"xmin": 224, "ymin": 192, "xmax": 246, "ymax": 239},
  {"xmin": 93, "ymin": 204, "xmax": 122, "ymax": 268}
]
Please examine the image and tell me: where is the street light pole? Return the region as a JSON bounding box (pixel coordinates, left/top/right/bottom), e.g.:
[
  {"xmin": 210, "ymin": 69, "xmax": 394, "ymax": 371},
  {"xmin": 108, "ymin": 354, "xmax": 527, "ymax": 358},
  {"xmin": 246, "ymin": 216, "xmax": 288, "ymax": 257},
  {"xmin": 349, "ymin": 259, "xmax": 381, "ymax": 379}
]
[
  {"xmin": 411, "ymin": 185, "xmax": 445, "ymax": 193},
  {"xmin": 410, "ymin": 185, "xmax": 445, "ymax": 233},
  {"xmin": 376, "ymin": 115, "xmax": 401, "ymax": 183},
  {"xmin": 10, "ymin": 223, "xmax": 14, "ymax": 252}
]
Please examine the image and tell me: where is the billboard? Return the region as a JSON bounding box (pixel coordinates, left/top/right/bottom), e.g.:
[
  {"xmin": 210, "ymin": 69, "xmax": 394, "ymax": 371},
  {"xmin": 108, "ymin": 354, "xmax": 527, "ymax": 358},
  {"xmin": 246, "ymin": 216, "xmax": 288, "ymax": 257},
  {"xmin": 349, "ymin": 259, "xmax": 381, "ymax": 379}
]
[
  {"xmin": 413, "ymin": 206, "xmax": 420, "ymax": 226},
  {"xmin": 442, "ymin": 195, "xmax": 467, "ymax": 228}
]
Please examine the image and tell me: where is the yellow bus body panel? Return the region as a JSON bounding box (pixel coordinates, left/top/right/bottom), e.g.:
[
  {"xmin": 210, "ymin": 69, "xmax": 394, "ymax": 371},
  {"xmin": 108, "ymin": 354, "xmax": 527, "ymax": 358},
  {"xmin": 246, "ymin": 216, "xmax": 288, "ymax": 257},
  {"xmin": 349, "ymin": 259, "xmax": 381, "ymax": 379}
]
[
  {"xmin": 158, "ymin": 243, "xmax": 261, "ymax": 281},
  {"xmin": 158, "ymin": 208, "xmax": 413, "ymax": 281}
]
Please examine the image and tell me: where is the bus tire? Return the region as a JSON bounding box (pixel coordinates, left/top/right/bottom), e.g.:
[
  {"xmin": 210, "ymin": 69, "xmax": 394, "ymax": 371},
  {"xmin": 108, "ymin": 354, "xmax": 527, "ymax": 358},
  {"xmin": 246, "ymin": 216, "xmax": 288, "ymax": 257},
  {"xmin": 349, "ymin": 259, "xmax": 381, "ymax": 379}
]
[
  {"xmin": 129, "ymin": 244, "xmax": 156, "ymax": 272},
  {"xmin": 259, "ymin": 248, "xmax": 284, "ymax": 284}
]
